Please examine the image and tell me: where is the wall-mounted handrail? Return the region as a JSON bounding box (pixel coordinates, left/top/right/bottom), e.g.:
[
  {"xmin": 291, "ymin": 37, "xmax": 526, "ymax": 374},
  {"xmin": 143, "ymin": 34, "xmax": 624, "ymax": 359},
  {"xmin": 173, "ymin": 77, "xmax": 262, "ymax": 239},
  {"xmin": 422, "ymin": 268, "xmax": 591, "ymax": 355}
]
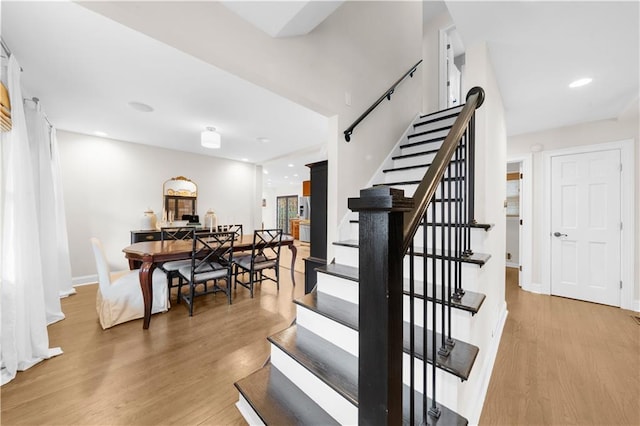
[
  {"xmin": 402, "ymin": 86, "xmax": 485, "ymax": 253},
  {"xmin": 343, "ymin": 60, "xmax": 422, "ymax": 142}
]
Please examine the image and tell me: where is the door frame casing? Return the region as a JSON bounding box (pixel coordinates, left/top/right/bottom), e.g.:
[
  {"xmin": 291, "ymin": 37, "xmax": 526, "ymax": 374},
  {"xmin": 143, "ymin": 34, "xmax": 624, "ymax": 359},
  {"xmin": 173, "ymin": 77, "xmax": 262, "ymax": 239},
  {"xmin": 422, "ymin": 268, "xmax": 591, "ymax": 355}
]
[
  {"xmin": 507, "ymin": 154, "xmax": 533, "ymax": 291},
  {"xmin": 542, "ymin": 139, "xmax": 635, "ymax": 309}
]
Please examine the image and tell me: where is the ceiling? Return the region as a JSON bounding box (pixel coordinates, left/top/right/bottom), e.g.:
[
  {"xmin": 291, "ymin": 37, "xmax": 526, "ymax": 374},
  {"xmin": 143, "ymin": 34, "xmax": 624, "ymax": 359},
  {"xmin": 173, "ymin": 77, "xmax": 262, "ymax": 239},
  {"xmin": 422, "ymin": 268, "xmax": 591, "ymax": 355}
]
[
  {"xmin": 2, "ymin": 1, "xmax": 638, "ymax": 187},
  {"xmin": 446, "ymin": 1, "xmax": 639, "ymax": 135}
]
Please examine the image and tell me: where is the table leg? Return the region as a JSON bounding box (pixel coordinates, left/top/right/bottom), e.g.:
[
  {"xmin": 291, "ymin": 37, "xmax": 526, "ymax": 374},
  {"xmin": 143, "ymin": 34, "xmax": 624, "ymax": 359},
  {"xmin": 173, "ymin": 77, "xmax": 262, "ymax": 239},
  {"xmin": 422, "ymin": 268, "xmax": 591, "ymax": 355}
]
[
  {"xmin": 288, "ymin": 243, "xmax": 297, "ymax": 286},
  {"xmin": 139, "ymin": 259, "xmax": 155, "ymax": 329}
]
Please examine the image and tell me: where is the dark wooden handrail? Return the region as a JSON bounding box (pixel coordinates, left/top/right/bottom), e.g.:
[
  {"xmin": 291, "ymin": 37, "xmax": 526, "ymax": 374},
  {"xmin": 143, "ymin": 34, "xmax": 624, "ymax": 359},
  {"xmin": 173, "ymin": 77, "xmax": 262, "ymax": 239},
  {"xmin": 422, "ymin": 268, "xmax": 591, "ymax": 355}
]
[
  {"xmin": 343, "ymin": 60, "xmax": 422, "ymax": 142},
  {"xmin": 402, "ymin": 86, "xmax": 485, "ymax": 253}
]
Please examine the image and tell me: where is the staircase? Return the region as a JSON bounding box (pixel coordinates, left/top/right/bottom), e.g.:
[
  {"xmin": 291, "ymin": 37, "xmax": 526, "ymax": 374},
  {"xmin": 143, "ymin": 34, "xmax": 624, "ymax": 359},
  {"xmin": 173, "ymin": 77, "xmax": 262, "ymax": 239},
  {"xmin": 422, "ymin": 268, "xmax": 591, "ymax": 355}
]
[{"xmin": 235, "ymin": 89, "xmax": 494, "ymax": 424}]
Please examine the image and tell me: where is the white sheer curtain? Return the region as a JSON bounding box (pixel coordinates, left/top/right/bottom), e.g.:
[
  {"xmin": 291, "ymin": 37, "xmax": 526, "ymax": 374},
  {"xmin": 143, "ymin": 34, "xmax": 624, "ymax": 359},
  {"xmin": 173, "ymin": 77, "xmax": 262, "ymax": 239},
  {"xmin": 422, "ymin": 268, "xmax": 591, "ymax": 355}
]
[{"xmin": 1, "ymin": 55, "xmax": 63, "ymax": 385}]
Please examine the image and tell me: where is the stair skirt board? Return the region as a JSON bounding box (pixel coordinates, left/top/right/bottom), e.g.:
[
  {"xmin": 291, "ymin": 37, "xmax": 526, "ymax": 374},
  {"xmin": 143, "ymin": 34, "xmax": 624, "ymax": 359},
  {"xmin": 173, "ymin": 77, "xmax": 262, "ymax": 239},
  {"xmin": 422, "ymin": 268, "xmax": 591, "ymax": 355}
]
[
  {"xmin": 235, "ymin": 394, "xmax": 265, "ymax": 426},
  {"xmin": 270, "ymin": 345, "xmax": 358, "ymax": 425},
  {"xmin": 295, "ymin": 304, "xmax": 359, "ymax": 357}
]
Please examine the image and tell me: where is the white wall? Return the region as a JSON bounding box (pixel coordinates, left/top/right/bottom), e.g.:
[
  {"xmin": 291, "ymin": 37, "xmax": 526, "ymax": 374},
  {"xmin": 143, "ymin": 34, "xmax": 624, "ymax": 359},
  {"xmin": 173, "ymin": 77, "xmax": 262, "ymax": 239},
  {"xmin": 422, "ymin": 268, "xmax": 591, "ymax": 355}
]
[
  {"xmin": 58, "ymin": 130, "xmax": 259, "ymax": 279},
  {"xmin": 458, "ymin": 41, "xmax": 508, "ymax": 424},
  {"xmin": 507, "ymin": 98, "xmax": 639, "ymax": 305},
  {"xmin": 422, "ymin": 11, "xmax": 454, "ymax": 114},
  {"xmin": 81, "ymin": 0, "xmax": 424, "ymax": 260}
]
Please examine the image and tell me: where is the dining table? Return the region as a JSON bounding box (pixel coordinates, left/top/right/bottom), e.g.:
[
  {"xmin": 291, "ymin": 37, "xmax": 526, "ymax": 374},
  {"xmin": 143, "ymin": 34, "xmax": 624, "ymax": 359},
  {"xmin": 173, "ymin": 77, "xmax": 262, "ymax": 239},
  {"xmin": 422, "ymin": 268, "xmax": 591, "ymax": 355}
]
[{"xmin": 122, "ymin": 234, "xmax": 297, "ymax": 329}]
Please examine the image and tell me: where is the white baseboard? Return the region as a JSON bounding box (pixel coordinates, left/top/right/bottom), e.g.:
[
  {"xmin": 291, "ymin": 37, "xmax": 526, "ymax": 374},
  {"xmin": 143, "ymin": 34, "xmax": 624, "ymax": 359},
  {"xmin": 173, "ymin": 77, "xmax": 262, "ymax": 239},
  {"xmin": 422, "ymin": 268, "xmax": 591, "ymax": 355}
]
[
  {"xmin": 466, "ymin": 301, "xmax": 508, "ymax": 426},
  {"xmin": 72, "ymin": 274, "xmax": 97, "ymax": 286},
  {"xmin": 632, "ymin": 299, "xmax": 640, "ymax": 313},
  {"xmin": 523, "ymin": 281, "xmax": 545, "ymax": 295},
  {"xmin": 505, "ymin": 262, "xmax": 519, "ymax": 269}
]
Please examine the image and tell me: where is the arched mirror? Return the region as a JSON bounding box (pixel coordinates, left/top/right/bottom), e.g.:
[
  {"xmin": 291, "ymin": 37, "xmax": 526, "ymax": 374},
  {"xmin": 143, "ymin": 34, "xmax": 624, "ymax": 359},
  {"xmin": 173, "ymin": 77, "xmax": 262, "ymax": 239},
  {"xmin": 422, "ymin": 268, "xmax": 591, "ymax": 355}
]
[{"xmin": 163, "ymin": 176, "xmax": 197, "ymax": 222}]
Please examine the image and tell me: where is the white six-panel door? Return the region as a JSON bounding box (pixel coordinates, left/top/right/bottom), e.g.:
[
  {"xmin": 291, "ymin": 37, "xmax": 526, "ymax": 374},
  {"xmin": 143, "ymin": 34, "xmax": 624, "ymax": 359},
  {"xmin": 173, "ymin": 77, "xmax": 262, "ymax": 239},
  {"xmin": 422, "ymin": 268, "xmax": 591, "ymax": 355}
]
[{"xmin": 550, "ymin": 149, "xmax": 621, "ymax": 306}]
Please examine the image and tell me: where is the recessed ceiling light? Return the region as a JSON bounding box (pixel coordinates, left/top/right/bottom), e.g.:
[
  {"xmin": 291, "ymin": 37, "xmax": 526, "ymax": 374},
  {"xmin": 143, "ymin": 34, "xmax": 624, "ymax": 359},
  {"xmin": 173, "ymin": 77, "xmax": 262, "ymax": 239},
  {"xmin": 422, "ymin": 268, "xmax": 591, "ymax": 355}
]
[
  {"xmin": 94, "ymin": 131, "xmax": 108, "ymax": 137},
  {"xmin": 257, "ymin": 137, "xmax": 270, "ymax": 143},
  {"xmin": 128, "ymin": 101, "xmax": 154, "ymax": 112},
  {"xmin": 241, "ymin": 158, "xmax": 249, "ymax": 162},
  {"xmin": 263, "ymin": 170, "xmax": 269, "ymax": 175},
  {"xmin": 288, "ymin": 163, "xmax": 294, "ymax": 167},
  {"xmin": 284, "ymin": 176, "xmax": 289, "ymax": 179},
  {"xmin": 293, "ymin": 173, "xmax": 299, "ymax": 177},
  {"xmin": 569, "ymin": 78, "xmax": 592, "ymax": 88}
]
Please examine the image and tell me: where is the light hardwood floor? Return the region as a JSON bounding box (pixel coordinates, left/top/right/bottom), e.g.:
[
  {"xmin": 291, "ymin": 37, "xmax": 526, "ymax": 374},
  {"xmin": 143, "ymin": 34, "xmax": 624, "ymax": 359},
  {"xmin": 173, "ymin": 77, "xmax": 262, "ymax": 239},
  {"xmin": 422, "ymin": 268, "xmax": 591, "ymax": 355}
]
[
  {"xmin": 2, "ymin": 260, "xmax": 638, "ymax": 425},
  {"xmin": 480, "ymin": 267, "xmax": 640, "ymax": 425}
]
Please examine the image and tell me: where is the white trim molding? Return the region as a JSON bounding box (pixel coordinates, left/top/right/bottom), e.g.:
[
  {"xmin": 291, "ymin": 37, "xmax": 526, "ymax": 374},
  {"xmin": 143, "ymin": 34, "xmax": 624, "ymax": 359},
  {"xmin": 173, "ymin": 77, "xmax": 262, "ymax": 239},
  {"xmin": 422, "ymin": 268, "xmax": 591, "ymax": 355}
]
[
  {"xmin": 72, "ymin": 274, "xmax": 97, "ymax": 287},
  {"xmin": 542, "ymin": 139, "xmax": 635, "ymax": 310},
  {"xmin": 507, "ymin": 154, "xmax": 533, "ymax": 292}
]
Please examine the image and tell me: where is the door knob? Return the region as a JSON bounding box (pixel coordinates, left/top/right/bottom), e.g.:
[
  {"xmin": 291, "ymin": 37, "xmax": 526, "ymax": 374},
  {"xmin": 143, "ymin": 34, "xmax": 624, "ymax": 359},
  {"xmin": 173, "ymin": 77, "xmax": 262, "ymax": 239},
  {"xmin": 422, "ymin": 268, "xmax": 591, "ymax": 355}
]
[{"xmin": 553, "ymin": 231, "xmax": 567, "ymax": 237}]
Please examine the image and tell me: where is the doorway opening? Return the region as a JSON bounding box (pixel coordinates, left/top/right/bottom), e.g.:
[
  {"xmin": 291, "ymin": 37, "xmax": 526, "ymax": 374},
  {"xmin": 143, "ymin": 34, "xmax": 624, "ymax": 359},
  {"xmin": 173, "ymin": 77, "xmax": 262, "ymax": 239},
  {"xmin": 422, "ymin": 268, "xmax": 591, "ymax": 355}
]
[
  {"xmin": 506, "ymin": 162, "xmax": 522, "ymax": 286},
  {"xmin": 276, "ymin": 195, "xmax": 298, "ymax": 235},
  {"xmin": 439, "ymin": 25, "xmax": 465, "ymax": 110}
]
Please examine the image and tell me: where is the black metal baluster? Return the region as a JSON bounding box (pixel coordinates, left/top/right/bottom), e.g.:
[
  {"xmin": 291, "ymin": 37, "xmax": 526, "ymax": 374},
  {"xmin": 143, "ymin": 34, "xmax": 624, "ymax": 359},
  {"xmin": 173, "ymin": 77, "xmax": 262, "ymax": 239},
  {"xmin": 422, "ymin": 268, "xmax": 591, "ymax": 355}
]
[
  {"xmin": 453, "ymin": 141, "xmax": 464, "ymax": 300},
  {"xmin": 428, "ymin": 198, "xmax": 441, "ymax": 419},
  {"xmin": 409, "ymin": 243, "xmax": 415, "ymax": 425},
  {"xmin": 438, "ymin": 178, "xmax": 449, "ymax": 357},
  {"xmin": 446, "ymin": 162, "xmax": 455, "ymax": 348},
  {"xmin": 422, "ymin": 210, "xmax": 429, "ymax": 421}
]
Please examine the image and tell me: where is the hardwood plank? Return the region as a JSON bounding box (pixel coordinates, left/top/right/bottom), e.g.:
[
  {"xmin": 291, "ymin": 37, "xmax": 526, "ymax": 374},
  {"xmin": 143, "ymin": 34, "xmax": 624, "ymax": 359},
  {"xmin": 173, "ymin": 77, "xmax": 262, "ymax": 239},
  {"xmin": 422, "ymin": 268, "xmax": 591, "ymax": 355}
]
[
  {"xmin": 1, "ymin": 261, "xmax": 306, "ymax": 426},
  {"xmin": 479, "ymin": 268, "xmax": 640, "ymax": 425}
]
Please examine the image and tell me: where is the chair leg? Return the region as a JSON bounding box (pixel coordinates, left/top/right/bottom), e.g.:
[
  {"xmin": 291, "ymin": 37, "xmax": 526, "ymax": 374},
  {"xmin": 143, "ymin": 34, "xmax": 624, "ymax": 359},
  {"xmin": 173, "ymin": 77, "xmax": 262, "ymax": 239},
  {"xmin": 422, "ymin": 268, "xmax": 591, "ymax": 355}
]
[{"xmin": 188, "ymin": 282, "xmax": 195, "ymax": 316}]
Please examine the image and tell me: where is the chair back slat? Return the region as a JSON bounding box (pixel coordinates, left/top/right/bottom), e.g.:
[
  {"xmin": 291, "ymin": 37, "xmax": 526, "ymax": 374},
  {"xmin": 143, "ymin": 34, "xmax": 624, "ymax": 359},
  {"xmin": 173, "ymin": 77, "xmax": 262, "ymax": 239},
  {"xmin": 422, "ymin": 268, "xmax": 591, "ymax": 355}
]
[
  {"xmin": 251, "ymin": 228, "xmax": 283, "ymax": 266},
  {"xmin": 190, "ymin": 231, "xmax": 235, "ymax": 275},
  {"xmin": 161, "ymin": 226, "xmax": 195, "ymax": 241}
]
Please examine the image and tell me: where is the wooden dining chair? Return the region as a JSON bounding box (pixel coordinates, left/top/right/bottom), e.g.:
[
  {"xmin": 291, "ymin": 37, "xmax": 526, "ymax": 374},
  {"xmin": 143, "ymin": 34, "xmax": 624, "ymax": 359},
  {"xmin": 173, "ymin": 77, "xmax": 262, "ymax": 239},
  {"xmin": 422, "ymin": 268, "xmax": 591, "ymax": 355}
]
[
  {"xmin": 159, "ymin": 226, "xmax": 196, "ymax": 303},
  {"xmin": 177, "ymin": 231, "xmax": 235, "ymax": 315},
  {"xmin": 233, "ymin": 229, "xmax": 283, "ymax": 298}
]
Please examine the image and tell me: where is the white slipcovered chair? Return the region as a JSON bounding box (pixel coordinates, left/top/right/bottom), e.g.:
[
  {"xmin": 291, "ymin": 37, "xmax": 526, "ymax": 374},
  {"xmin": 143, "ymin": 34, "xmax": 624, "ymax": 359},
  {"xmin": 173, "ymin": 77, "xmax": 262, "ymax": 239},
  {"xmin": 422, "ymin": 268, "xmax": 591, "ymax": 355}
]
[{"xmin": 91, "ymin": 238, "xmax": 170, "ymax": 329}]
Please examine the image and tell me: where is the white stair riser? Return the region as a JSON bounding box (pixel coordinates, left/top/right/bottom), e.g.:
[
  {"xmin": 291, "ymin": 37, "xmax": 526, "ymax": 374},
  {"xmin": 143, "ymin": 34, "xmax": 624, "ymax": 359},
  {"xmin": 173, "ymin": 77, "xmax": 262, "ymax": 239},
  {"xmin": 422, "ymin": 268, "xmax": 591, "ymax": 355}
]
[
  {"xmin": 346, "ymin": 222, "xmax": 486, "ymax": 250},
  {"xmin": 334, "ymin": 245, "xmax": 481, "ymax": 289},
  {"xmin": 235, "ymin": 395, "xmax": 266, "ymax": 426},
  {"xmin": 400, "ymin": 140, "xmax": 445, "ymax": 156},
  {"xmin": 402, "ymin": 352, "xmax": 462, "ymax": 411},
  {"xmin": 393, "ymin": 152, "xmax": 438, "ymax": 169},
  {"xmin": 271, "ymin": 345, "xmax": 357, "ymax": 425},
  {"xmin": 317, "ymin": 272, "xmax": 358, "ymax": 304},
  {"xmin": 407, "ymin": 127, "xmax": 450, "ymax": 143},
  {"xmin": 403, "ymin": 295, "xmax": 473, "ymax": 339},
  {"xmin": 383, "ymin": 166, "xmax": 465, "ymax": 183},
  {"xmin": 413, "ymin": 113, "xmax": 460, "ymax": 129},
  {"xmin": 295, "ymin": 304, "xmax": 359, "ymax": 357}
]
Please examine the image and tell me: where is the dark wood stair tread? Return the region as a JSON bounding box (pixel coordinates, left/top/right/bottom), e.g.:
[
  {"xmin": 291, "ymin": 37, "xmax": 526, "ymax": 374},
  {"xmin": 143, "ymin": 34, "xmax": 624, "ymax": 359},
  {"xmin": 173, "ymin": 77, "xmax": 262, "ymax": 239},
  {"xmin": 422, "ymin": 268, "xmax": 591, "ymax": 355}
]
[
  {"xmin": 382, "ymin": 158, "xmax": 463, "ymax": 174},
  {"xmin": 333, "ymin": 240, "xmax": 491, "ymax": 266},
  {"xmin": 315, "ymin": 263, "xmax": 359, "ymax": 282},
  {"xmin": 349, "ymin": 219, "xmax": 493, "ymax": 231},
  {"xmin": 403, "ymin": 279, "xmax": 485, "ymax": 315},
  {"xmin": 294, "ymin": 290, "xmax": 359, "ymax": 330},
  {"xmin": 315, "ymin": 263, "xmax": 484, "ymax": 315},
  {"xmin": 268, "ymin": 325, "xmax": 358, "ymax": 406},
  {"xmin": 295, "ymin": 290, "xmax": 478, "ymax": 381},
  {"xmin": 403, "ymin": 322, "xmax": 479, "ymax": 381},
  {"xmin": 408, "ymin": 125, "xmax": 455, "ymax": 139},
  {"xmin": 400, "ymin": 135, "xmax": 446, "ymax": 150},
  {"xmin": 234, "ymin": 364, "xmax": 339, "ymax": 425},
  {"xmin": 417, "ymin": 105, "xmax": 463, "ymax": 122},
  {"xmin": 403, "ymin": 385, "xmax": 468, "ymax": 425}
]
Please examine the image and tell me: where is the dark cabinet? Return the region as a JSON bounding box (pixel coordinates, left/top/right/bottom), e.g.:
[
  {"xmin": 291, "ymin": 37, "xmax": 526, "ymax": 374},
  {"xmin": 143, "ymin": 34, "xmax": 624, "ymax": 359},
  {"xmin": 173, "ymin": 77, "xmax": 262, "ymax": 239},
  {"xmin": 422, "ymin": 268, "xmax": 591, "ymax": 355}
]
[
  {"xmin": 304, "ymin": 160, "xmax": 328, "ymax": 294},
  {"xmin": 131, "ymin": 230, "xmax": 161, "ymax": 243}
]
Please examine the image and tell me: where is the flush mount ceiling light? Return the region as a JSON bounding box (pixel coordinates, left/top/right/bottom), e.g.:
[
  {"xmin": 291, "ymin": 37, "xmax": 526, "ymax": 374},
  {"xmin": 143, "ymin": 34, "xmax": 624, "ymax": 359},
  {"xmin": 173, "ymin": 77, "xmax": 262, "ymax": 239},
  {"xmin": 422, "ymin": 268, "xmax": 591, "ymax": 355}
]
[
  {"xmin": 569, "ymin": 77, "xmax": 592, "ymax": 88},
  {"xmin": 201, "ymin": 127, "xmax": 221, "ymax": 149},
  {"xmin": 94, "ymin": 130, "xmax": 108, "ymax": 137},
  {"xmin": 128, "ymin": 101, "xmax": 154, "ymax": 112}
]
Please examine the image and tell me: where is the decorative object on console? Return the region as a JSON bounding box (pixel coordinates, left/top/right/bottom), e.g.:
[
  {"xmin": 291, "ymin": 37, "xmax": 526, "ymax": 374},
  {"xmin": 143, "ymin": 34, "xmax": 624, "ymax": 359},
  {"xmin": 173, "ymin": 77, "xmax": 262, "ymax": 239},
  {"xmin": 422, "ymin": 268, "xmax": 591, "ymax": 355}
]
[
  {"xmin": 204, "ymin": 208, "xmax": 218, "ymax": 232},
  {"xmin": 140, "ymin": 208, "xmax": 157, "ymax": 230}
]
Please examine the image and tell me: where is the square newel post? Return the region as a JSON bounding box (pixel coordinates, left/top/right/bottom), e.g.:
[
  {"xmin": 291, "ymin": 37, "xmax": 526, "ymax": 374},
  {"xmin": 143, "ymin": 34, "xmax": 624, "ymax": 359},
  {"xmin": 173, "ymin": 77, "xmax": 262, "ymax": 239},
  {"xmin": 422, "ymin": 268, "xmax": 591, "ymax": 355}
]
[{"xmin": 348, "ymin": 186, "xmax": 414, "ymax": 425}]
